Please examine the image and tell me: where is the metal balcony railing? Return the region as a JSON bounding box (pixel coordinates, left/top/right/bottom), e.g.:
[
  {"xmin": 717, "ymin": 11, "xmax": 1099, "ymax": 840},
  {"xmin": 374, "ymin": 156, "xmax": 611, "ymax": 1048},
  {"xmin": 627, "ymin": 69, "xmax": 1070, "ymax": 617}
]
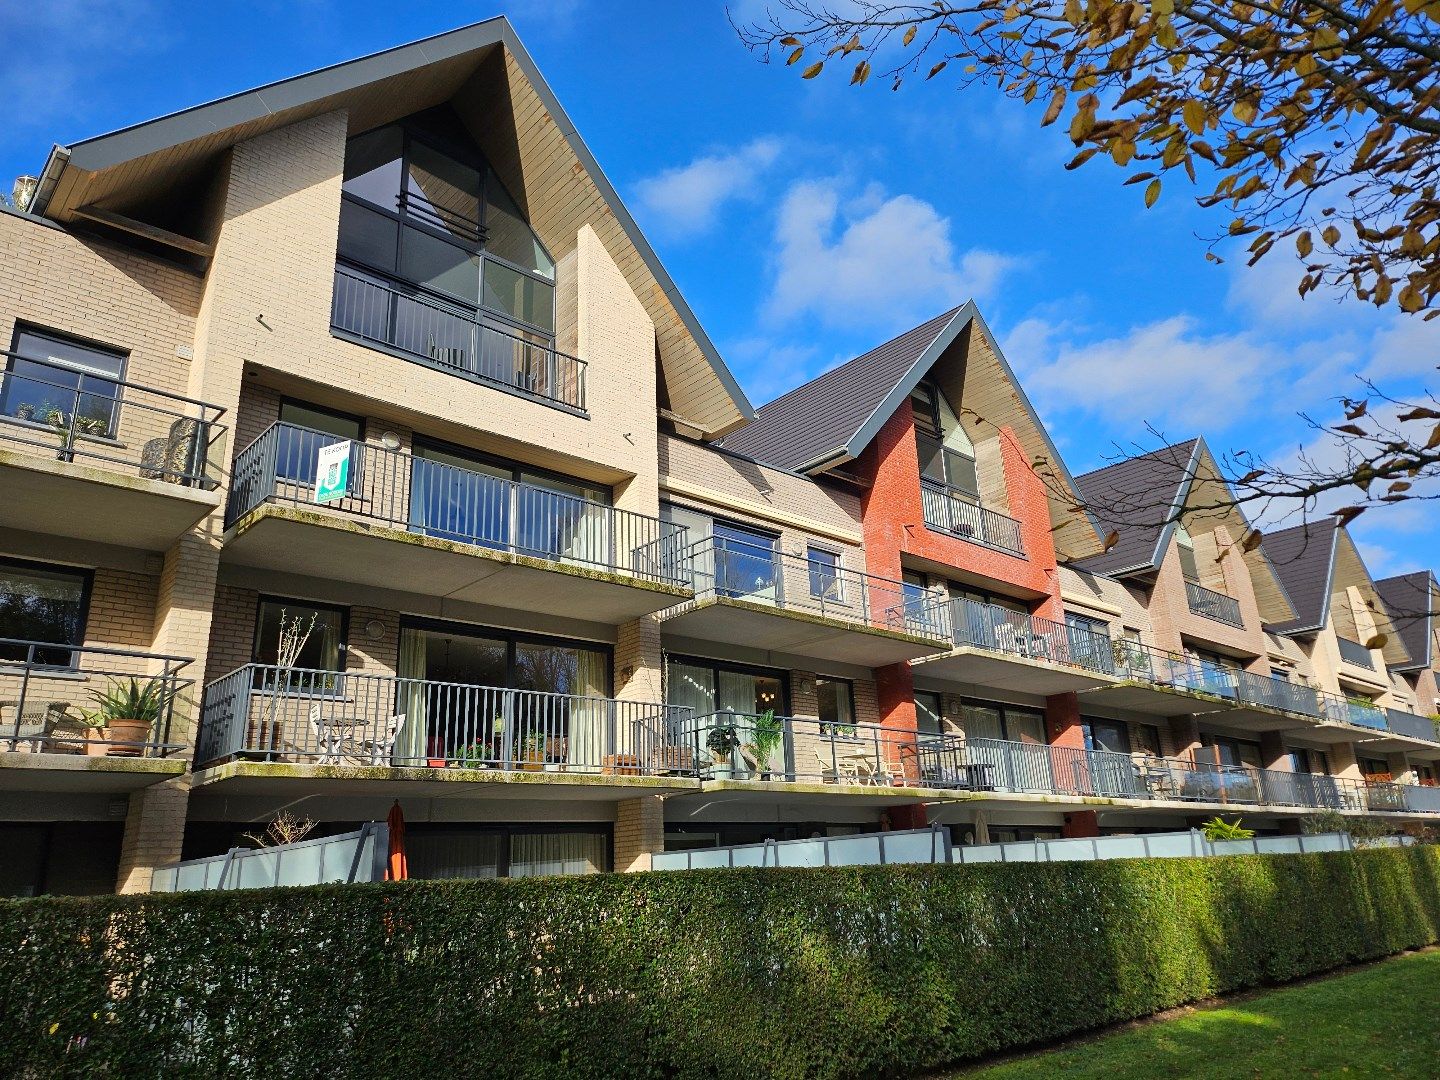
[
  {"xmin": 197, "ymin": 665, "xmax": 695, "ymax": 775},
  {"xmin": 918, "ymin": 478, "xmax": 1024, "ymax": 556},
  {"xmin": 947, "ymin": 598, "xmax": 1116, "ymax": 675},
  {"xmin": 684, "ymin": 538, "xmax": 950, "ymax": 640},
  {"xmin": 1387, "ymin": 708, "xmax": 1440, "ymax": 743},
  {"xmin": 1, "ymin": 638, "xmax": 192, "ymax": 758},
  {"xmin": 331, "ymin": 264, "xmax": 586, "ymax": 414},
  {"xmin": 0, "ymin": 352, "xmax": 227, "ymax": 488},
  {"xmin": 685, "ymin": 712, "xmax": 968, "ymax": 788},
  {"xmin": 227, "ymin": 423, "xmax": 691, "ymax": 589},
  {"xmin": 1337, "ymin": 636, "xmax": 1375, "ymax": 669},
  {"xmin": 1184, "ymin": 579, "xmax": 1244, "ymax": 628},
  {"xmin": 1319, "ymin": 692, "xmax": 1388, "ymax": 731}
]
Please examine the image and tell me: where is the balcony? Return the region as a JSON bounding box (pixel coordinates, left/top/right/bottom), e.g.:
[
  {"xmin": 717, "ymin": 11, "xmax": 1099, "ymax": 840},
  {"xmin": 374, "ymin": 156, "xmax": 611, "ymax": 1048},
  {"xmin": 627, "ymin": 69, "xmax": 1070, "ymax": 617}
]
[
  {"xmin": 331, "ymin": 264, "xmax": 585, "ymax": 415},
  {"xmin": 913, "ymin": 598, "xmax": 1118, "ymax": 695},
  {"xmin": 0, "ymin": 639, "xmax": 190, "ymax": 792},
  {"xmin": 944, "ymin": 736, "xmax": 1440, "ymax": 817},
  {"xmin": 919, "ymin": 478, "xmax": 1024, "ymax": 556},
  {"xmin": 658, "ymin": 539, "xmax": 952, "ymax": 666},
  {"xmin": 1337, "ymin": 636, "xmax": 1375, "ymax": 669},
  {"xmin": 688, "ymin": 712, "xmax": 969, "ymax": 802},
  {"xmin": 1184, "ymin": 579, "xmax": 1244, "ymax": 628},
  {"xmin": 193, "ymin": 664, "xmax": 697, "ymax": 799},
  {"xmin": 222, "ymin": 423, "xmax": 692, "ymax": 623},
  {"xmin": 1084, "ymin": 642, "xmax": 1278, "ymax": 719},
  {"xmin": 0, "ymin": 353, "xmax": 227, "ymax": 548}
]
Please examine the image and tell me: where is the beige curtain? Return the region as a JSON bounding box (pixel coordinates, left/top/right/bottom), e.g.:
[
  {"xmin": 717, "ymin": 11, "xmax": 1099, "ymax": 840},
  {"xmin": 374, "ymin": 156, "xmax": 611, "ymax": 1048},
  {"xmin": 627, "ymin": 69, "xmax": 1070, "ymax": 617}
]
[
  {"xmin": 509, "ymin": 832, "xmax": 607, "ymax": 877},
  {"xmin": 394, "ymin": 628, "xmax": 427, "ymax": 765},
  {"xmin": 567, "ymin": 648, "xmax": 610, "ymax": 772}
]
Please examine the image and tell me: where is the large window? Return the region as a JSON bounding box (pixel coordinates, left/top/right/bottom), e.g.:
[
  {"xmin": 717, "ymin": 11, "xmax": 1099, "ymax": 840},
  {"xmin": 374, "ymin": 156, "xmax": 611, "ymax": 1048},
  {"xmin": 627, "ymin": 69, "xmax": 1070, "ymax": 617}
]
[
  {"xmin": 275, "ymin": 399, "xmax": 364, "ymax": 485},
  {"xmin": 0, "ymin": 558, "xmax": 92, "ymax": 665},
  {"xmin": 712, "ymin": 521, "xmax": 778, "ymax": 599},
  {"xmin": 406, "ymin": 824, "xmax": 609, "ymax": 880},
  {"xmin": 2, "ymin": 328, "xmax": 126, "ymax": 440},
  {"xmin": 816, "ymin": 677, "xmax": 856, "ymax": 737},
  {"xmin": 912, "ymin": 382, "xmax": 979, "ymax": 497},
  {"xmin": 337, "ymin": 111, "xmax": 555, "ymax": 334},
  {"xmin": 914, "ymin": 690, "xmax": 943, "ymax": 736},
  {"xmin": 806, "ymin": 546, "xmax": 841, "ymax": 601},
  {"xmin": 408, "ymin": 438, "xmax": 610, "ymax": 562},
  {"xmin": 667, "ymin": 656, "xmax": 787, "ymax": 718},
  {"xmin": 252, "ymin": 597, "xmax": 348, "ymax": 674},
  {"xmin": 960, "ymin": 699, "xmax": 1046, "ymax": 742}
]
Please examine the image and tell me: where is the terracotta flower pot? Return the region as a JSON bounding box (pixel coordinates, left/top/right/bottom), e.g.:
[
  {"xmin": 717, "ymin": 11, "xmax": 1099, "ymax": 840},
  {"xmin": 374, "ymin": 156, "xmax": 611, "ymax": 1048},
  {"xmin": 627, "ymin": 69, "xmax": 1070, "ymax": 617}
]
[
  {"xmin": 85, "ymin": 728, "xmax": 110, "ymax": 757},
  {"xmin": 104, "ymin": 717, "xmax": 152, "ymax": 757}
]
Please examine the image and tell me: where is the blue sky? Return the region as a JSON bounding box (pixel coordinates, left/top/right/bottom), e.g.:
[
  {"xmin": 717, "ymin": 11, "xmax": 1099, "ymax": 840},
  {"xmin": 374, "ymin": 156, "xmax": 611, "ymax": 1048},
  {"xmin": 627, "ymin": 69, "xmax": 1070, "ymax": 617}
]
[{"xmin": 2, "ymin": 1, "xmax": 1434, "ymax": 577}]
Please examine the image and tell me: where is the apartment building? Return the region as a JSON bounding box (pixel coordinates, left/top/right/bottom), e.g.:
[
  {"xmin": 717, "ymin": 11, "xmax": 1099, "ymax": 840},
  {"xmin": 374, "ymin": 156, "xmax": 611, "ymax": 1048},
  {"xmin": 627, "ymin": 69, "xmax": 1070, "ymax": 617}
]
[{"xmin": 2, "ymin": 19, "xmax": 1438, "ymax": 897}]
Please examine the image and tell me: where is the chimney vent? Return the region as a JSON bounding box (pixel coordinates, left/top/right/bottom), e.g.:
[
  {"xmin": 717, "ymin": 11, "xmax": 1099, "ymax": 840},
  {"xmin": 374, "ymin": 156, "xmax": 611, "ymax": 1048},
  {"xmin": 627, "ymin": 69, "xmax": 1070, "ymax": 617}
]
[{"xmin": 11, "ymin": 175, "xmax": 38, "ymax": 211}]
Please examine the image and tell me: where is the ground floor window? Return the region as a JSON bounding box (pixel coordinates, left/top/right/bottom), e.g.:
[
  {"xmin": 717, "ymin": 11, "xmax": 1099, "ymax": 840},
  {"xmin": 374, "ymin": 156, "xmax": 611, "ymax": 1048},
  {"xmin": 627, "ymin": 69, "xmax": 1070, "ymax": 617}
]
[
  {"xmin": 664, "ymin": 822, "xmax": 869, "ymax": 849},
  {"xmin": 0, "ymin": 822, "xmax": 122, "ymax": 897},
  {"xmin": 406, "ymin": 824, "xmax": 610, "ymax": 880},
  {"xmin": 987, "ymin": 826, "xmax": 1062, "ymax": 844}
]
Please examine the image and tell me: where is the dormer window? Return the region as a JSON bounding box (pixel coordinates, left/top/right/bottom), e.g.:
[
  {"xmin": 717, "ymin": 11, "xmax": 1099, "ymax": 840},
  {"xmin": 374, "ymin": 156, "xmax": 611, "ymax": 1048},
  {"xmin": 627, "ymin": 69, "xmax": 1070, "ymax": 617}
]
[{"xmin": 332, "ymin": 109, "xmax": 582, "ymax": 412}]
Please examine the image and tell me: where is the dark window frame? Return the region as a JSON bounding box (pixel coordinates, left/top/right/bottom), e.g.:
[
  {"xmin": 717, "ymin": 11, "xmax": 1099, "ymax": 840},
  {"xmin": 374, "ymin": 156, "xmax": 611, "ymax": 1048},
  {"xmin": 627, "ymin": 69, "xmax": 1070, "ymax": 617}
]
[
  {"xmin": 338, "ymin": 116, "xmax": 557, "ymax": 339},
  {"xmin": 3, "ymin": 324, "xmax": 130, "ymax": 441},
  {"xmin": 667, "ymin": 652, "xmax": 791, "ymax": 717},
  {"xmin": 251, "ymin": 594, "xmax": 351, "ymax": 674},
  {"xmin": 398, "ymin": 615, "xmax": 614, "ymax": 696},
  {"xmin": 805, "ymin": 544, "xmax": 843, "ymax": 601},
  {"xmin": 959, "ymin": 695, "xmax": 1047, "ymax": 741},
  {"xmin": 815, "ymin": 675, "xmax": 857, "ymax": 737},
  {"xmin": 0, "ymin": 556, "xmax": 94, "ymax": 666},
  {"xmin": 409, "ymin": 434, "xmax": 612, "ymax": 505}
]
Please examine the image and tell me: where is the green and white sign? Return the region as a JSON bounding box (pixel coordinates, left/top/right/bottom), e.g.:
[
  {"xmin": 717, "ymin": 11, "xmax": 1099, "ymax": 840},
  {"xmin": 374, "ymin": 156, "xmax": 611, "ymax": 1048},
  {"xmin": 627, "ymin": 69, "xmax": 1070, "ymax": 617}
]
[{"xmin": 314, "ymin": 441, "xmax": 352, "ymax": 504}]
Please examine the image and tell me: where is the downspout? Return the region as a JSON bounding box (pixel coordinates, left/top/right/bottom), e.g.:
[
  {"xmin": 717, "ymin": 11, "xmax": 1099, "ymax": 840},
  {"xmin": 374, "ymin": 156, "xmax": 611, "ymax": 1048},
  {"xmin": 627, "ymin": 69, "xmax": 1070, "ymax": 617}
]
[{"xmin": 26, "ymin": 144, "xmax": 69, "ymax": 217}]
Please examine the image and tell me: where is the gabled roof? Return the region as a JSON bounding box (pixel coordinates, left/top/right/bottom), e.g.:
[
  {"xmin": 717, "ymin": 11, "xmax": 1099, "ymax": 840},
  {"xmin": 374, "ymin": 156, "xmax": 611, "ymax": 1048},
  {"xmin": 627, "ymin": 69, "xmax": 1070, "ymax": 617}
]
[
  {"xmin": 1071, "ymin": 439, "xmax": 1201, "ymax": 577},
  {"xmin": 24, "ymin": 18, "xmax": 752, "ymax": 436},
  {"xmin": 722, "ymin": 306, "xmax": 962, "ymax": 472},
  {"xmin": 1263, "ymin": 519, "xmax": 1341, "ymax": 634},
  {"xmin": 720, "ymin": 301, "xmax": 1104, "ymax": 556},
  {"xmin": 1375, "ymin": 570, "xmax": 1438, "ymax": 672}
]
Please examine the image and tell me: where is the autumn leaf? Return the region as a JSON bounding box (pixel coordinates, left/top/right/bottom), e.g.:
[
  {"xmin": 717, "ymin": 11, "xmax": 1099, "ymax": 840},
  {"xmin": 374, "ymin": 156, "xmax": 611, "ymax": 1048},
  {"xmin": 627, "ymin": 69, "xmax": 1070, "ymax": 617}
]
[
  {"xmin": 1145, "ymin": 178, "xmax": 1162, "ymax": 207},
  {"xmin": 802, "ymin": 61, "xmax": 824, "ymax": 79},
  {"xmin": 1042, "ymin": 87, "xmax": 1067, "ymax": 126},
  {"xmin": 1103, "ymin": 530, "xmax": 1121, "ymax": 552},
  {"xmin": 903, "ymin": 24, "xmax": 917, "ymax": 46},
  {"xmin": 1333, "ymin": 506, "xmax": 1366, "ymax": 526},
  {"xmin": 1363, "ymin": 633, "xmax": 1387, "ymax": 650}
]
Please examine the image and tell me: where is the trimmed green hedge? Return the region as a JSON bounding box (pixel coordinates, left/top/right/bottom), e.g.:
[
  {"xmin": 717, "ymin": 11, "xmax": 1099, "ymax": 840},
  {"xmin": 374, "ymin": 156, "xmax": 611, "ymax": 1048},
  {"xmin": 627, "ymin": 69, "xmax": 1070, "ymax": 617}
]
[{"xmin": 3, "ymin": 848, "xmax": 1440, "ymax": 1078}]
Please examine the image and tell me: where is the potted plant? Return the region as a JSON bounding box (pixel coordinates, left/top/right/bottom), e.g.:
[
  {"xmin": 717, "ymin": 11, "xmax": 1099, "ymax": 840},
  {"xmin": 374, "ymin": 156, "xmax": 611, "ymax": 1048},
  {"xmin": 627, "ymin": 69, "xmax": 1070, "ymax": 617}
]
[
  {"xmin": 518, "ymin": 732, "xmax": 546, "ymax": 772},
  {"xmin": 706, "ymin": 724, "xmax": 739, "ymax": 780},
  {"xmin": 449, "ymin": 741, "xmax": 490, "ymax": 770},
  {"xmin": 82, "ymin": 676, "xmax": 171, "ymax": 757},
  {"xmin": 742, "ymin": 709, "xmax": 785, "ymax": 781}
]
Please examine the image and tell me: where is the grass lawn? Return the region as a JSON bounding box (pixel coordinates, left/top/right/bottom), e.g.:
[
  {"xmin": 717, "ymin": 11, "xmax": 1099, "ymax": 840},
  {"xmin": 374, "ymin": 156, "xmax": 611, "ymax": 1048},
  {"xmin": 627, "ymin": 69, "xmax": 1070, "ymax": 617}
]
[{"xmin": 949, "ymin": 949, "xmax": 1440, "ymax": 1079}]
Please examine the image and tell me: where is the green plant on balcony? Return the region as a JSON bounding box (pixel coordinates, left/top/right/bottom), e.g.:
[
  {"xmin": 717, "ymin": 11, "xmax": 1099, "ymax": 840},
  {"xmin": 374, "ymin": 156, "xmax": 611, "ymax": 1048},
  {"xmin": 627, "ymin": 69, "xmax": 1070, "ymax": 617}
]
[
  {"xmin": 81, "ymin": 676, "xmax": 171, "ymax": 758},
  {"xmin": 706, "ymin": 724, "xmax": 739, "ymax": 780},
  {"xmin": 450, "ymin": 742, "xmax": 491, "ymax": 770},
  {"xmin": 1201, "ymin": 816, "xmax": 1255, "ymax": 841},
  {"xmin": 518, "ymin": 731, "xmax": 547, "ymax": 772},
  {"xmin": 742, "ymin": 710, "xmax": 785, "ymax": 780}
]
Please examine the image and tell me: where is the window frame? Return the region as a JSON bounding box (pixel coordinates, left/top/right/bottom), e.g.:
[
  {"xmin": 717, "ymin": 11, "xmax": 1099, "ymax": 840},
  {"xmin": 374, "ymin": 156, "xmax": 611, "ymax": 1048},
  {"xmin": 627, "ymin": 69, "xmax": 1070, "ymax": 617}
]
[
  {"xmin": 815, "ymin": 675, "xmax": 857, "ymax": 738},
  {"xmin": 665, "ymin": 653, "xmax": 790, "ymax": 717},
  {"xmin": 805, "ymin": 544, "xmax": 844, "ymax": 602},
  {"xmin": 251, "ymin": 595, "xmax": 351, "ymax": 681},
  {"xmin": 337, "ymin": 118, "xmax": 557, "ymax": 339},
  {"xmin": 0, "ymin": 556, "xmax": 94, "ymax": 666},
  {"xmin": 958, "ymin": 696, "xmax": 1047, "ymax": 742},
  {"xmin": 3, "ymin": 325, "xmax": 129, "ymax": 442},
  {"xmin": 398, "ymin": 615, "xmax": 614, "ymax": 696}
]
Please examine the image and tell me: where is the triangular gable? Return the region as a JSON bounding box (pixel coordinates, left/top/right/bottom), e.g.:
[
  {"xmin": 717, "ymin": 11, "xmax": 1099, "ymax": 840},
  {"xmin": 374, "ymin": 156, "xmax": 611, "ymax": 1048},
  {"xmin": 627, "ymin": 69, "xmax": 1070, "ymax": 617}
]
[
  {"xmin": 27, "ymin": 19, "xmax": 752, "ymax": 437},
  {"xmin": 1333, "ymin": 529, "xmax": 1414, "ymax": 667},
  {"xmin": 1375, "ymin": 571, "xmax": 1438, "ymax": 672},
  {"xmin": 722, "ymin": 301, "xmax": 1104, "ymax": 558}
]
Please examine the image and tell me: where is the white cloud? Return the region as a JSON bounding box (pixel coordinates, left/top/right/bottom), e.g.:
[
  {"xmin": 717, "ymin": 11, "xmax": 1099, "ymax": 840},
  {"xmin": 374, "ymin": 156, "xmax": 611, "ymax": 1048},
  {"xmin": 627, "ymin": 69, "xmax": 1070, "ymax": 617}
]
[
  {"xmin": 1004, "ymin": 315, "xmax": 1276, "ymax": 434},
  {"xmin": 765, "ymin": 179, "xmax": 1013, "ymax": 330},
  {"xmin": 634, "ymin": 138, "xmax": 781, "ymax": 238}
]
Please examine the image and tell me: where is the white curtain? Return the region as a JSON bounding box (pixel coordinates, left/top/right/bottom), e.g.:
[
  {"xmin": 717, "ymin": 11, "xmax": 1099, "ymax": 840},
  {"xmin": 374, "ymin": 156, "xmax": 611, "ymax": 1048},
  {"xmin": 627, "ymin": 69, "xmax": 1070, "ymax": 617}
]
[
  {"xmin": 394, "ymin": 628, "xmax": 427, "ymax": 764},
  {"xmin": 510, "ymin": 832, "xmax": 606, "ymax": 877},
  {"xmin": 567, "ymin": 648, "xmax": 610, "ymax": 771}
]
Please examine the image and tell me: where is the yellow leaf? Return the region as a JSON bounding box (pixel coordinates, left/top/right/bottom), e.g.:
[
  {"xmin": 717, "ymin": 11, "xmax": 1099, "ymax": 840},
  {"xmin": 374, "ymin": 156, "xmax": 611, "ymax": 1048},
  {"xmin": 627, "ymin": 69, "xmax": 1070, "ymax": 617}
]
[
  {"xmin": 1296, "ymin": 231, "xmax": 1313, "ymax": 257},
  {"xmin": 1182, "ymin": 99, "xmax": 1205, "ymax": 134},
  {"xmin": 1234, "ymin": 99, "xmax": 1258, "ymax": 124},
  {"xmin": 786, "ymin": 47, "xmax": 805, "ymax": 66},
  {"xmin": 927, "ymin": 61, "xmax": 947, "ymax": 79},
  {"xmin": 48, "ymin": 1023, "xmax": 59, "ymax": 1036},
  {"xmin": 1042, "ymin": 87, "xmax": 1068, "ymax": 126},
  {"xmin": 1144, "ymin": 178, "xmax": 1162, "ymax": 207},
  {"xmin": 1322, "ymin": 224, "xmax": 1342, "ymax": 245},
  {"xmin": 802, "ymin": 61, "xmax": 824, "ymax": 79},
  {"xmin": 850, "ymin": 60, "xmax": 871, "ymax": 85},
  {"xmin": 780, "ymin": 36, "xmax": 801, "ymax": 47},
  {"xmin": 1363, "ymin": 633, "xmax": 1387, "ymax": 650},
  {"xmin": 1153, "ymin": 0, "xmax": 1174, "ymax": 15},
  {"xmin": 1104, "ymin": 530, "xmax": 1121, "ymax": 552},
  {"xmin": 1428, "ymin": 422, "xmax": 1440, "ymax": 450},
  {"xmin": 903, "ymin": 24, "xmax": 917, "ymax": 46},
  {"xmin": 1065, "ymin": 0, "xmax": 1084, "ymax": 23}
]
